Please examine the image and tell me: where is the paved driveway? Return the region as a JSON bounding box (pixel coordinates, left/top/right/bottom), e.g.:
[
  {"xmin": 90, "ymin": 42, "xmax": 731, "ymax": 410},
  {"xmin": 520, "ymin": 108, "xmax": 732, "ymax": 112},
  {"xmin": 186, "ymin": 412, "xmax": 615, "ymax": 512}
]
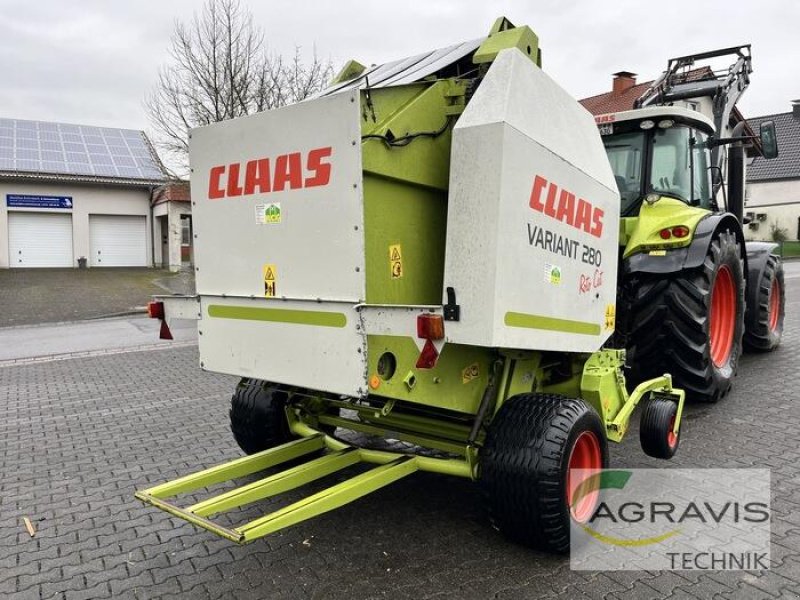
[
  {"xmin": 1, "ymin": 266, "xmax": 800, "ymax": 599},
  {"xmin": 0, "ymin": 268, "xmax": 194, "ymax": 327}
]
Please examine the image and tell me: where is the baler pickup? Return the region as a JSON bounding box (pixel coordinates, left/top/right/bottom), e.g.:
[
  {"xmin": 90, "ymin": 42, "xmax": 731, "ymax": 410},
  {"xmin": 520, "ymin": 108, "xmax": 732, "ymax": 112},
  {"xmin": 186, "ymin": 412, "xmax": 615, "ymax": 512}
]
[{"xmin": 135, "ymin": 432, "xmax": 444, "ymax": 544}]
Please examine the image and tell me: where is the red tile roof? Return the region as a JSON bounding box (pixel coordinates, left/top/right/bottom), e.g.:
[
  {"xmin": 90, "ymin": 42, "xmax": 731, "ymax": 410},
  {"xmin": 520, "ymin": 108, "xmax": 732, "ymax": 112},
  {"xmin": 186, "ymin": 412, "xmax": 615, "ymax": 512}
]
[{"xmin": 152, "ymin": 181, "xmax": 190, "ymax": 205}]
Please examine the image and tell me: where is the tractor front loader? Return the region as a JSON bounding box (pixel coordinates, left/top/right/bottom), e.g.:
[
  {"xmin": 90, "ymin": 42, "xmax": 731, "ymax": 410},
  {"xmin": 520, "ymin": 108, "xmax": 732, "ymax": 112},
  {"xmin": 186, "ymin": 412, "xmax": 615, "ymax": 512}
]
[
  {"xmin": 596, "ymin": 46, "xmax": 784, "ymax": 403},
  {"xmin": 137, "ymin": 18, "xmax": 686, "ymax": 554}
]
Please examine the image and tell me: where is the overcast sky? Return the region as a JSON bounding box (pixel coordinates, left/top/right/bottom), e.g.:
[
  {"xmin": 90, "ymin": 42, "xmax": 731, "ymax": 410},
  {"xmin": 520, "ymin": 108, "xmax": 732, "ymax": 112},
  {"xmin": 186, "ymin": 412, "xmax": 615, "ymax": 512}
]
[{"xmin": 1, "ymin": 0, "xmax": 797, "ymax": 142}]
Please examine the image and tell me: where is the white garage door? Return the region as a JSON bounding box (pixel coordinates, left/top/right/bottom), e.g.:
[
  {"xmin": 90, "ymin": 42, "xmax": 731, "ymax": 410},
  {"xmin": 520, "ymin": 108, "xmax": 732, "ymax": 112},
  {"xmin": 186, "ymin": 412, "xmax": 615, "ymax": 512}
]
[
  {"xmin": 89, "ymin": 215, "xmax": 147, "ymax": 267},
  {"xmin": 8, "ymin": 212, "xmax": 74, "ymax": 268}
]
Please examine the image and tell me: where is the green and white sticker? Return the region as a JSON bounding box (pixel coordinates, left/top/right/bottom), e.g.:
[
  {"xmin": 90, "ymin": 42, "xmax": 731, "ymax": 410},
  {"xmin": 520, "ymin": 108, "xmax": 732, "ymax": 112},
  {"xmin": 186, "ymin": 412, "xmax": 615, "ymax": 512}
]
[
  {"xmin": 256, "ymin": 203, "xmax": 281, "ymax": 224},
  {"xmin": 544, "ymin": 262, "xmax": 561, "ymax": 285}
]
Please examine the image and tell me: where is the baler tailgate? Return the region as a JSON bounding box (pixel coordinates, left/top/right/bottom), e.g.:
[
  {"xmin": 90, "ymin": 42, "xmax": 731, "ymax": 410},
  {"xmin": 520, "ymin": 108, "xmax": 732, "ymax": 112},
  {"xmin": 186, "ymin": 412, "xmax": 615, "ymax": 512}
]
[{"xmin": 135, "ymin": 434, "xmax": 419, "ymax": 544}]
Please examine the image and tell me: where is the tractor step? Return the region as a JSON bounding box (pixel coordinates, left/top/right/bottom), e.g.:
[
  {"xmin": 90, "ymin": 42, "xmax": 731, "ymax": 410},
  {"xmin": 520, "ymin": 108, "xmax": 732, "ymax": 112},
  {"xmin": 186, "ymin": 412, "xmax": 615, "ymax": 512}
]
[{"xmin": 135, "ymin": 433, "xmax": 424, "ymax": 543}]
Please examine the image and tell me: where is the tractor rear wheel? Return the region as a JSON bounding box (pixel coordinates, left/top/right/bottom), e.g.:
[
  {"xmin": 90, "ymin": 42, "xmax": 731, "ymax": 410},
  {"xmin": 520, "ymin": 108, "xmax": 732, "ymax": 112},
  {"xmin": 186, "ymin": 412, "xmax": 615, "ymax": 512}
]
[
  {"xmin": 230, "ymin": 378, "xmax": 292, "ymax": 455},
  {"xmin": 623, "ymin": 230, "xmax": 745, "ymax": 403},
  {"xmin": 744, "ymin": 254, "xmax": 784, "ymax": 352},
  {"xmin": 480, "ymin": 393, "xmax": 608, "ymax": 553}
]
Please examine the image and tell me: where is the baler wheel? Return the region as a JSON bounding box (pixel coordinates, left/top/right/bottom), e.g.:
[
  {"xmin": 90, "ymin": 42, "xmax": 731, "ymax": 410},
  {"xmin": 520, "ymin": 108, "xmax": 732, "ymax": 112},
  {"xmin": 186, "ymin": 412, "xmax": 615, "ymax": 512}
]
[
  {"xmin": 230, "ymin": 379, "xmax": 292, "ymax": 455},
  {"xmin": 744, "ymin": 254, "xmax": 785, "ymax": 352},
  {"xmin": 639, "ymin": 398, "xmax": 680, "ymax": 459},
  {"xmin": 622, "ymin": 230, "xmax": 744, "ymax": 403},
  {"xmin": 480, "ymin": 394, "xmax": 607, "ymax": 553}
]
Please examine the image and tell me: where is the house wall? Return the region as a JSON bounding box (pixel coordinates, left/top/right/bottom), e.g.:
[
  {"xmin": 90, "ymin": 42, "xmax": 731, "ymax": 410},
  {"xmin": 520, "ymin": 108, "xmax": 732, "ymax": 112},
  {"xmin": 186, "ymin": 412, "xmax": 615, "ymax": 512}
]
[
  {"xmin": 152, "ymin": 201, "xmax": 191, "ymax": 271},
  {"xmin": 0, "ymin": 180, "xmax": 152, "ymax": 268},
  {"xmin": 744, "ymin": 179, "xmax": 800, "ymax": 240}
]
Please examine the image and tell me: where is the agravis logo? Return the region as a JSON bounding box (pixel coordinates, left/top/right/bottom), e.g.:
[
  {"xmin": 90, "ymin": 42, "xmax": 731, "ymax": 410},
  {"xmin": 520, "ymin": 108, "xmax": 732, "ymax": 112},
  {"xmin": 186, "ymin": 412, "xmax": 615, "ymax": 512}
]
[{"xmin": 570, "ymin": 468, "xmax": 772, "ymax": 571}]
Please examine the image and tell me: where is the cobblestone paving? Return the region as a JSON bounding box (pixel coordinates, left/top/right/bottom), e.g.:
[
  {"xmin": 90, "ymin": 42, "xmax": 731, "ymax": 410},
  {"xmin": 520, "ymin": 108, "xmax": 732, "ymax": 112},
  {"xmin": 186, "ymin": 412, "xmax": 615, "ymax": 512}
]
[{"xmin": 1, "ymin": 277, "xmax": 799, "ymax": 599}]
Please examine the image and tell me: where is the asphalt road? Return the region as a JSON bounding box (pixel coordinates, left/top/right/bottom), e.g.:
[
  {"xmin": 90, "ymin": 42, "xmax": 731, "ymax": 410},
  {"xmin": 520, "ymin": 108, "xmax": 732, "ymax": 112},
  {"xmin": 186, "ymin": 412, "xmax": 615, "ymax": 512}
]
[{"xmin": 1, "ymin": 269, "xmax": 800, "ymax": 599}]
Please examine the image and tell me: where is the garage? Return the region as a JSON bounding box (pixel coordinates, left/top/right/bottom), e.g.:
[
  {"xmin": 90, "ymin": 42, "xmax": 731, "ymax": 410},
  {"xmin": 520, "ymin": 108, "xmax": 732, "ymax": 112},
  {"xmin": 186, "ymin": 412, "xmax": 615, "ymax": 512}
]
[
  {"xmin": 8, "ymin": 212, "xmax": 73, "ymax": 267},
  {"xmin": 89, "ymin": 215, "xmax": 147, "ymax": 267}
]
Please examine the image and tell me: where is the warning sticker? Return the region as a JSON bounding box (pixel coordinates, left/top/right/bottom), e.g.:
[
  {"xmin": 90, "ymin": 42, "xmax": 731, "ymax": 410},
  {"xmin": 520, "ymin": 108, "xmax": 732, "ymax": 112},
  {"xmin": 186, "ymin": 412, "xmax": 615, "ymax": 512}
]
[
  {"xmin": 389, "ymin": 244, "xmax": 403, "ymax": 279},
  {"xmin": 462, "ymin": 363, "xmax": 479, "ymax": 384},
  {"xmin": 649, "ymin": 250, "xmax": 666, "ymax": 256},
  {"xmin": 255, "ymin": 203, "xmax": 281, "ymax": 224},
  {"xmin": 543, "ymin": 263, "xmax": 561, "ymax": 285},
  {"xmin": 263, "ymin": 264, "xmax": 277, "ymax": 297},
  {"xmin": 604, "ymin": 304, "xmax": 616, "ymax": 331}
]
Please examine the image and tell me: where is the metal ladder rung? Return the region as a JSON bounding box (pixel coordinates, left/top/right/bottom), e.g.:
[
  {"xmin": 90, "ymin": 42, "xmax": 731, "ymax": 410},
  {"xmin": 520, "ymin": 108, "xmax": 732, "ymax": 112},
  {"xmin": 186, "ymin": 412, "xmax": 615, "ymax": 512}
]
[
  {"xmin": 236, "ymin": 456, "xmax": 418, "ymax": 542},
  {"xmin": 187, "ymin": 448, "xmax": 361, "ymax": 517},
  {"xmin": 142, "ymin": 435, "xmax": 326, "ymax": 499}
]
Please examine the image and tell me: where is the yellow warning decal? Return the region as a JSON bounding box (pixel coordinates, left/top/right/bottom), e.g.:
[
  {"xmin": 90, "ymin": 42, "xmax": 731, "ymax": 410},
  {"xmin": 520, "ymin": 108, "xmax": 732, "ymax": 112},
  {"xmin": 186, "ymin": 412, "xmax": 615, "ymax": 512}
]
[
  {"xmin": 604, "ymin": 304, "xmax": 616, "ymax": 331},
  {"xmin": 462, "ymin": 363, "xmax": 479, "ymax": 384},
  {"xmin": 649, "ymin": 250, "xmax": 667, "ymax": 256},
  {"xmin": 389, "ymin": 244, "xmax": 403, "ymax": 279},
  {"xmin": 263, "ymin": 264, "xmax": 277, "ymax": 298}
]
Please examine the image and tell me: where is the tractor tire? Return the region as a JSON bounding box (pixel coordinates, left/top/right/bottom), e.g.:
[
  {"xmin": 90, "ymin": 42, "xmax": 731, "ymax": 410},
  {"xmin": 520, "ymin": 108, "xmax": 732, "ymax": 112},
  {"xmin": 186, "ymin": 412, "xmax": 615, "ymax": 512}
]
[
  {"xmin": 744, "ymin": 254, "xmax": 784, "ymax": 352},
  {"xmin": 640, "ymin": 398, "xmax": 680, "ymax": 459},
  {"xmin": 230, "ymin": 378, "xmax": 292, "ymax": 455},
  {"xmin": 622, "ymin": 230, "xmax": 745, "ymax": 403},
  {"xmin": 480, "ymin": 393, "xmax": 608, "ymax": 553}
]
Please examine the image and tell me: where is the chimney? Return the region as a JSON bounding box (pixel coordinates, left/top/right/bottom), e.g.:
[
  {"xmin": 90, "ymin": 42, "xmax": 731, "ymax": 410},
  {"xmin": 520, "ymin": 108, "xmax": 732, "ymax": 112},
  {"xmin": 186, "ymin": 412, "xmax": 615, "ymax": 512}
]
[
  {"xmin": 793, "ymin": 99, "xmax": 800, "ymax": 119},
  {"xmin": 612, "ymin": 71, "xmax": 637, "ymax": 94}
]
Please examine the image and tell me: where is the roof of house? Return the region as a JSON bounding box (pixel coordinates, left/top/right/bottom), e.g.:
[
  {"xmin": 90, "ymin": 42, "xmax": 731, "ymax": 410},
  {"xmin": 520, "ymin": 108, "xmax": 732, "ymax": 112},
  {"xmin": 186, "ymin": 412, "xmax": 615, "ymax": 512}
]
[
  {"xmin": 580, "ymin": 67, "xmax": 749, "ymax": 127},
  {"xmin": 152, "ymin": 181, "xmax": 190, "ymax": 205},
  {"xmin": 747, "ymin": 111, "xmax": 800, "ymax": 181},
  {"xmin": 0, "ymin": 118, "xmax": 167, "ymax": 186}
]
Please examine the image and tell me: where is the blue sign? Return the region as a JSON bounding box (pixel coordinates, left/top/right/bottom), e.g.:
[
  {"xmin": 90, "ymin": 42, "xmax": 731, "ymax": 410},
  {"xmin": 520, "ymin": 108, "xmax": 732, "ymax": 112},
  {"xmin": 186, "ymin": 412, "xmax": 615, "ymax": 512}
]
[{"xmin": 6, "ymin": 194, "xmax": 73, "ymax": 209}]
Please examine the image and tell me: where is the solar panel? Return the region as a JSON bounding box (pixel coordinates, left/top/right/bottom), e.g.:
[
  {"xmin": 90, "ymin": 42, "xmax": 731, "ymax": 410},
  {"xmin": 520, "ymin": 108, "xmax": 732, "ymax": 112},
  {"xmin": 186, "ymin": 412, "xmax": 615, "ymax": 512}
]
[{"xmin": 0, "ymin": 118, "xmax": 166, "ymax": 181}]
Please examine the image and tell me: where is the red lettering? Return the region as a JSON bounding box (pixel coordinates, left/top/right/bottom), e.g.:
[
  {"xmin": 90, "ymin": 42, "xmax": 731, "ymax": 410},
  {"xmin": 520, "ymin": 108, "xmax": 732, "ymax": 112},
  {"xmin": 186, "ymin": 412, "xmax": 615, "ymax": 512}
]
[
  {"xmin": 579, "ymin": 275, "xmax": 592, "ymax": 294},
  {"xmin": 208, "ymin": 165, "xmax": 225, "ymax": 199},
  {"xmin": 590, "ymin": 207, "xmax": 604, "ymax": 238},
  {"xmin": 244, "ymin": 159, "xmax": 271, "ymax": 195},
  {"xmin": 226, "ymin": 163, "xmax": 244, "ymax": 197},
  {"xmin": 273, "ymin": 152, "xmax": 303, "ymax": 191},
  {"xmin": 529, "ymin": 175, "xmax": 547, "ymax": 212},
  {"xmin": 305, "ymin": 147, "xmax": 332, "ymax": 187},
  {"xmin": 544, "ymin": 182, "xmax": 558, "ymax": 218},
  {"xmin": 575, "ymin": 199, "xmax": 592, "ymax": 234},
  {"xmin": 555, "ymin": 190, "xmax": 576, "ymax": 226}
]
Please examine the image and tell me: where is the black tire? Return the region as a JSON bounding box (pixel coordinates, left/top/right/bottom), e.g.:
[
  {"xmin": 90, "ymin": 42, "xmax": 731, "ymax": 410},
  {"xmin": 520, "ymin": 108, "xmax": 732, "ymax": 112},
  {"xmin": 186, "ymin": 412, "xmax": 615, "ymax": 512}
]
[
  {"xmin": 480, "ymin": 394, "xmax": 608, "ymax": 553},
  {"xmin": 621, "ymin": 230, "xmax": 745, "ymax": 403},
  {"xmin": 230, "ymin": 378, "xmax": 292, "ymax": 455},
  {"xmin": 744, "ymin": 254, "xmax": 784, "ymax": 352},
  {"xmin": 640, "ymin": 398, "xmax": 680, "ymax": 459}
]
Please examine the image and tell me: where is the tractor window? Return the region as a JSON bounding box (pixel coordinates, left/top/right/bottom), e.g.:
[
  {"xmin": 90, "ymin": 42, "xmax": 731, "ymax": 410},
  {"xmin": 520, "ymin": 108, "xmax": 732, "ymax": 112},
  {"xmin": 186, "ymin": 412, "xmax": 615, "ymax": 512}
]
[
  {"xmin": 691, "ymin": 131, "xmax": 712, "ymax": 208},
  {"xmin": 649, "ymin": 127, "xmax": 691, "ymax": 203},
  {"xmin": 602, "ymin": 132, "xmax": 644, "ymax": 213}
]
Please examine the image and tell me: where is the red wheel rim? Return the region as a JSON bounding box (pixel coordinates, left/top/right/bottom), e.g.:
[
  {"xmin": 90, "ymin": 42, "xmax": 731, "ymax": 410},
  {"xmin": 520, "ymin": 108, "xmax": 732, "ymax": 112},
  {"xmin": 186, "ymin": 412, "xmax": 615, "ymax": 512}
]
[
  {"xmin": 768, "ymin": 279, "xmax": 781, "ymax": 333},
  {"xmin": 667, "ymin": 415, "xmax": 678, "ymax": 449},
  {"xmin": 709, "ymin": 265, "xmax": 736, "ymax": 368},
  {"xmin": 566, "ymin": 431, "xmax": 602, "ymax": 523}
]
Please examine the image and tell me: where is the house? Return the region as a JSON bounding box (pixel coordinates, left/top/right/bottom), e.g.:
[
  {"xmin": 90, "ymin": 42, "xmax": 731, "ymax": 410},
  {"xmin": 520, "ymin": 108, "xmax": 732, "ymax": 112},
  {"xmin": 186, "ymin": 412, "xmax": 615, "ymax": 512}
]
[
  {"xmin": 0, "ymin": 118, "xmax": 167, "ymax": 268},
  {"xmin": 151, "ymin": 181, "xmax": 193, "ymax": 271},
  {"xmin": 744, "ymin": 102, "xmax": 800, "ymax": 241}
]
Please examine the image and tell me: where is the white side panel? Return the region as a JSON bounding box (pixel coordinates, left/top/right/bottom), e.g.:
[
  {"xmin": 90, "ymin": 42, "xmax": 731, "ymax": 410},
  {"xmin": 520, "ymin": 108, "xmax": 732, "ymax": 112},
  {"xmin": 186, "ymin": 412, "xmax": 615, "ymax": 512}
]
[
  {"xmin": 198, "ymin": 297, "xmax": 366, "ymax": 397},
  {"xmin": 8, "ymin": 212, "xmax": 73, "ymax": 267},
  {"xmin": 190, "ymin": 91, "xmax": 364, "ymax": 302},
  {"xmin": 88, "ymin": 215, "xmax": 147, "ymax": 267},
  {"xmin": 444, "ymin": 49, "xmax": 620, "ymax": 353}
]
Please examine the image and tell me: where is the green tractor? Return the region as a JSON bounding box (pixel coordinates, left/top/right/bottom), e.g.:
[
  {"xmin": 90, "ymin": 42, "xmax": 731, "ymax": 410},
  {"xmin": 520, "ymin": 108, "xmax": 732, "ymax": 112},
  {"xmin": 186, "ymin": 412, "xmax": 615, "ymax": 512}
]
[{"xmin": 597, "ymin": 46, "xmax": 784, "ymax": 403}]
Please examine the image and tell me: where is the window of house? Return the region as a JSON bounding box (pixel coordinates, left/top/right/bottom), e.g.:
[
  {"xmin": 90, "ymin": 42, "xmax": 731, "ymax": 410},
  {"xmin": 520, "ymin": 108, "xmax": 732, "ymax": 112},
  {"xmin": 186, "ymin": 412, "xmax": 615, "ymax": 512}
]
[{"xmin": 181, "ymin": 217, "xmax": 191, "ymax": 245}]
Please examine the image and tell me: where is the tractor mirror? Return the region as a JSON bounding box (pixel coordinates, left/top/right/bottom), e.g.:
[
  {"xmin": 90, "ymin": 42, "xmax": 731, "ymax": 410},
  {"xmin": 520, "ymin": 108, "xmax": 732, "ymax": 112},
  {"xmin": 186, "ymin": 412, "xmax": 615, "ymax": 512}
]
[{"xmin": 760, "ymin": 121, "xmax": 778, "ymax": 160}]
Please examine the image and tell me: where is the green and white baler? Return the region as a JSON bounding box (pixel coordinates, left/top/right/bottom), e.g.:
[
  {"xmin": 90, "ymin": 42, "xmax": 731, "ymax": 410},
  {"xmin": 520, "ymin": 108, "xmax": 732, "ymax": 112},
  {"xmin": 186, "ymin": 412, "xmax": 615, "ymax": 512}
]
[{"xmin": 138, "ymin": 18, "xmax": 685, "ymax": 553}]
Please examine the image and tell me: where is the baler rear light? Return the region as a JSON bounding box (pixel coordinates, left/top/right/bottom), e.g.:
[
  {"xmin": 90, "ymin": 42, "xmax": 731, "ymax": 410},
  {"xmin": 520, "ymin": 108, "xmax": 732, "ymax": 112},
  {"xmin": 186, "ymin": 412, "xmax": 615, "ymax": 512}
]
[
  {"xmin": 415, "ymin": 339, "xmax": 439, "ymax": 369},
  {"xmin": 147, "ymin": 301, "xmax": 165, "ymax": 319},
  {"xmin": 417, "ymin": 314, "xmax": 444, "ymax": 340}
]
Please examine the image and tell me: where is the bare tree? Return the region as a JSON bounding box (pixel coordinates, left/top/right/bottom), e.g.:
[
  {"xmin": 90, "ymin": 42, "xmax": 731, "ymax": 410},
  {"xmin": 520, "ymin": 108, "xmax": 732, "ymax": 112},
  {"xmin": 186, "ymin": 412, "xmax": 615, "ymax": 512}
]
[{"xmin": 146, "ymin": 0, "xmax": 333, "ymax": 172}]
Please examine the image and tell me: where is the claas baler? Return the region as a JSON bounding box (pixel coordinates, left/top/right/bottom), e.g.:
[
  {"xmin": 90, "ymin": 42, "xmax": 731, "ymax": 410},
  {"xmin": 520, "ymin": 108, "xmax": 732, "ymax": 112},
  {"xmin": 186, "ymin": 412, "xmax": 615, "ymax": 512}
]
[{"xmin": 138, "ymin": 17, "xmax": 685, "ymax": 553}]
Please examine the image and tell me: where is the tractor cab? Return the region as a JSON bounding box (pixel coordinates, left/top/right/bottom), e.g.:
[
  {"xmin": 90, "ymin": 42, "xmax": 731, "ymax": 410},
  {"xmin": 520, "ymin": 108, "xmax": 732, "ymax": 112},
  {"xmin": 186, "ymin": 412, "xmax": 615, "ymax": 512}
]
[{"xmin": 596, "ymin": 106, "xmax": 716, "ymax": 218}]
